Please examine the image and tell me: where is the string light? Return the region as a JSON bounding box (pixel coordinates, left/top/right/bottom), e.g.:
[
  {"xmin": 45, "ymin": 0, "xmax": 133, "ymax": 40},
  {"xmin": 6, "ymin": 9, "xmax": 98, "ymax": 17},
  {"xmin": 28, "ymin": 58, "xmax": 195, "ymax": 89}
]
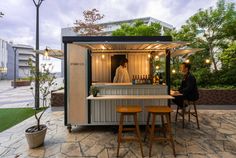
[
  {"xmin": 155, "ymin": 65, "xmax": 160, "ymax": 70},
  {"xmin": 155, "ymin": 55, "xmax": 159, "ymax": 60},
  {"xmin": 43, "ymin": 48, "xmax": 50, "ymax": 60},
  {"xmin": 148, "ymin": 54, "xmax": 151, "ymax": 58},
  {"xmin": 185, "ymin": 59, "xmax": 190, "ymax": 63},
  {"xmin": 44, "ymin": 48, "xmax": 48, "ymax": 57},
  {"xmin": 205, "ymin": 59, "xmax": 210, "ymax": 64},
  {"xmin": 172, "ymin": 69, "xmax": 176, "ymax": 74}
]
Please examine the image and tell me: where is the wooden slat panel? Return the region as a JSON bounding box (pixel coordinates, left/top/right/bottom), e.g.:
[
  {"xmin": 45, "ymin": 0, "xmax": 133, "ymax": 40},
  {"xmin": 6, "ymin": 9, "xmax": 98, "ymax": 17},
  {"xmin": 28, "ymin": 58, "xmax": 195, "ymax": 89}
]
[{"xmin": 92, "ymin": 53, "xmax": 150, "ymax": 83}]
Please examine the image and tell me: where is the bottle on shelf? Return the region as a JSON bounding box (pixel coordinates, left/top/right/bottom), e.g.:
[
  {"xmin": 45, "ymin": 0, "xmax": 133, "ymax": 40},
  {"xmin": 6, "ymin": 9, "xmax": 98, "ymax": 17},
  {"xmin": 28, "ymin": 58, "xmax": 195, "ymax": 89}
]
[
  {"xmin": 152, "ymin": 75, "xmax": 156, "ymax": 84},
  {"xmin": 140, "ymin": 75, "xmax": 142, "ymax": 84},
  {"xmin": 132, "ymin": 75, "xmax": 135, "ymax": 85},
  {"xmin": 159, "ymin": 73, "xmax": 163, "ymax": 85},
  {"xmin": 134, "ymin": 75, "xmax": 138, "ymax": 84},
  {"xmin": 143, "ymin": 75, "xmax": 146, "ymax": 84},
  {"xmin": 148, "ymin": 75, "xmax": 151, "ymax": 84}
]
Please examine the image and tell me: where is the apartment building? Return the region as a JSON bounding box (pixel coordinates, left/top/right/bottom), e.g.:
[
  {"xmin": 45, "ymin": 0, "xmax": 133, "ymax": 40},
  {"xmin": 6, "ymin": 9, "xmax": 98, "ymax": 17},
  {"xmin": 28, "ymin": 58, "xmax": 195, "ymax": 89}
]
[
  {"xmin": 0, "ymin": 38, "xmax": 35, "ymax": 80},
  {"xmin": 13, "ymin": 44, "xmax": 36, "ymax": 78}
]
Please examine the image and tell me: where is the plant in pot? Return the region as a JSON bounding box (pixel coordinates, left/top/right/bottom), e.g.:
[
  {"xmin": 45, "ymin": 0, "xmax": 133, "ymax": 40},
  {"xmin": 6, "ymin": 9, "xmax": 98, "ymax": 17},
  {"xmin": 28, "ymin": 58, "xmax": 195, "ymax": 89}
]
[
  {"xmin": 90, "ymin": 86, "xmax": 99, "ymax": 97},
  {"xmin": 25, "ymin": 59, "xmax": 57, "ymax": 148}
]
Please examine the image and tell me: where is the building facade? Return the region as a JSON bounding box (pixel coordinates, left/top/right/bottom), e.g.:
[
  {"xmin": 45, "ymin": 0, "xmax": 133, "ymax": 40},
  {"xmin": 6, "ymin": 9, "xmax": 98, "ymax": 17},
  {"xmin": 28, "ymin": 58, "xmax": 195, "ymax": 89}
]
[
  {"xmin": 0, "ymin": 38, "xmax": 35, "ymax": 80},
  {"xmin": 61, "ymin": 17, "xmax": 174, "ymax": 76},
  {"xmin": 0, "ymin": 39, "xmax": 13, "ymax": 79},
  {"xmin": 14, "ymin": 44, "xmax": 36, "ymax": 78},
  {"xmin": 61, "ymin": 17, "xmax": 174, "ymax": 37}
]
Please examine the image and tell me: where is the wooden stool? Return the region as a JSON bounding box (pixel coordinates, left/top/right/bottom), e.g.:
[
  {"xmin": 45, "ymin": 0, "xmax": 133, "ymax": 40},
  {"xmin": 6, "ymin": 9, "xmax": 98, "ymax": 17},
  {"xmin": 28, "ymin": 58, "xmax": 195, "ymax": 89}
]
[
  {"xmin": 144, "ymin": 106, "xmax": 176, "ymax": 157},
  {"xmin": 175, "ymin": 100, "xmax": 200, "ymax": 129},
  {"xmin": 116, "ymin": 105, "xmax": 144, "ymax": 157}
]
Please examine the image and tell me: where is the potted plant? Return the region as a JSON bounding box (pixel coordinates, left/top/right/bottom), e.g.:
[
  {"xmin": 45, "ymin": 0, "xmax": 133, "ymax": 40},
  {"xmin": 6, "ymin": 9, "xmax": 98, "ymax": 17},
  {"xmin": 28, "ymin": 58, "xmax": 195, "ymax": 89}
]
[
  {"xmin": 90, "ymin": 86, "xmax": 99, "ymax": 97},
  {"xmin": 25, "ymin": 59, "xmax": 57, "ymax": 148}
]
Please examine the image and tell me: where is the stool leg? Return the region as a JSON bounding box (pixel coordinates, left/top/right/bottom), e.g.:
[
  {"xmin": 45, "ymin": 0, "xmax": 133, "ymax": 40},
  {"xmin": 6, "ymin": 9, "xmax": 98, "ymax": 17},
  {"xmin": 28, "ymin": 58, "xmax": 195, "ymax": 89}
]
[
  {"xmin": 144, "ymin": 112, "xmax": 151, "ymax": 142},
  {"xmin": 188, "ymin": 106, "xmax": 191, "ymax": 122},
  {"xmin": 165, "ymin": 114, "xmax": 176, "ymax": 157},
  {"xmin": 175, "ymin": 106, "xmax": 179, "ymax": 122},
  {"xmin": 149, "ymin": 113, "xmax": 156, "ymax": 157},
  {"xmin": 117, "ymin": 114, "xmax": 124, "ymax": 157},
  {"xmin": 169, "ymin": 112, "xmax": 171, "ymax": 124},
  {"xmin": 134, "ymin": 114, "xmax": 144, "ymax": 157},
  {"xmin": 182, "ymin": 108, "xmax": 185, "ymax": 128},
  {"xmin": 194, "ymin": 104, "xmax": 200, "ymax": 129},
  {"xmin": 161, "ymin": 115, "xmax": 166, "ymax": 138}
]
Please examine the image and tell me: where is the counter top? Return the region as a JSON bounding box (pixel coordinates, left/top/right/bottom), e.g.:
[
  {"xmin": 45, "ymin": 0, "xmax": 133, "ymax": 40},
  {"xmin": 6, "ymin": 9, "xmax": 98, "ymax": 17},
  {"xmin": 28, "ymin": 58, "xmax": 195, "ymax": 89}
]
[
  {"xmin": 92, "ymin": 83, "xmax": 166, "ymax": 87},
  {"xmin": 87, "ymin": 95, "xmax": 174, "ymax": 100},
  {"xmin": 170, "ymin": 90, "xmax": 183, "ymax": 96},
  {"xmin": 92, "ymin": 83, "xmax": 132, "ymax": 86}
]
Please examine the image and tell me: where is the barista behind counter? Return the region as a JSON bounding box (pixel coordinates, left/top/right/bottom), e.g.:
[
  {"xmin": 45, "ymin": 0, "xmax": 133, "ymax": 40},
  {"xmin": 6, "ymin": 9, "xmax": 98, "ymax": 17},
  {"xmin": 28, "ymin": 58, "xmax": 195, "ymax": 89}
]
[{"xmin": 113, "ymin": 58, "xmax": 130, "ymax": 83}]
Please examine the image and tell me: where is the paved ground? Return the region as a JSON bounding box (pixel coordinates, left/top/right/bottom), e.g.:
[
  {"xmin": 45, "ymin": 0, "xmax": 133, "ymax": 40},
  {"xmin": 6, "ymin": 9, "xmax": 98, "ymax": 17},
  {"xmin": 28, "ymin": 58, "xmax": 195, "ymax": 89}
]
[
  {"xmin": 0, "ymin": 108, "xmax": 236, "ymax": 158},
  {"xmin": 0, "ymin": 80, "xmax": 34, "ymax": 108},
  {"xmin": 1, "ymin": 80, "xmax": 236, "ymax": 157},
  {"xmin": 0, "ymin": 79, "xmax": 63, "ymax": 109}
]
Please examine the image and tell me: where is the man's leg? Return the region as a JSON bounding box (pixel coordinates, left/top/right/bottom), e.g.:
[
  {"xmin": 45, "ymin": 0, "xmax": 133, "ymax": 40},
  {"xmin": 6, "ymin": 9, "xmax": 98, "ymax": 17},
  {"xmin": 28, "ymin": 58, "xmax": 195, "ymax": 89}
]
[{"xmin": 172, "ymin": 96, "xmax": 184, "ymax": 108}]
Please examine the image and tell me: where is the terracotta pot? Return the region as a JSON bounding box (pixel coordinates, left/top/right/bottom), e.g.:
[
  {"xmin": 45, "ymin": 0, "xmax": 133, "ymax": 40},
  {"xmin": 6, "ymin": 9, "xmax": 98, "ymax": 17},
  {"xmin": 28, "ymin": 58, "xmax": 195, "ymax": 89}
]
[{"xmin": 25, "ymin": 124, "xmax": 47, "ymax": 148}]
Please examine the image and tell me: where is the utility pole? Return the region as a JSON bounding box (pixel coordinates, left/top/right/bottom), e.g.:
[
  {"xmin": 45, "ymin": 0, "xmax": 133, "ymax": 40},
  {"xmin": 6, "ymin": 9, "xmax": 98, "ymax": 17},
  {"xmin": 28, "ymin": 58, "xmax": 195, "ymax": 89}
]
[
  {"xmin": 33, "ymin": 0, "xmax": 44, "ymax": 109},
  {"xmin": 12, "ymin": 47, "xmax": 18, "ymax": 88}
]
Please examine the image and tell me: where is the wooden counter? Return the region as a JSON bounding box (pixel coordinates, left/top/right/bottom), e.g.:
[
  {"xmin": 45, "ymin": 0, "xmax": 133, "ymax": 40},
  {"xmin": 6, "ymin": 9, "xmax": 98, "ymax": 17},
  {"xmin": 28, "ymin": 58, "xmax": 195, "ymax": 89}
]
[{"xmin": 87, "ymin": 95, "xmax": 174, "ymax": 100}]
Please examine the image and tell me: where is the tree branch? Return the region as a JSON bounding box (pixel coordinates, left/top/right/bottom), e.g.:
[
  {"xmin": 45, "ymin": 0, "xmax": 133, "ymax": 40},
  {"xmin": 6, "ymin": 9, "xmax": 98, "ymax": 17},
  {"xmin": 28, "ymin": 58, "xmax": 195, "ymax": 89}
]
[{"xmin": 32, "ymin": 0, "xmax": 37, "ymax": 6}]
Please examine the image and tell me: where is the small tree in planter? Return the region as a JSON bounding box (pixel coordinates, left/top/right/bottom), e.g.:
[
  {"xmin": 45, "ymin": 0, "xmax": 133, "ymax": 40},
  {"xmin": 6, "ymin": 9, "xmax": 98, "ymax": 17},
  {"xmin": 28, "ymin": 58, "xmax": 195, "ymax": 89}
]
[{"xmin": 25, "ymin": 59, "xmax": 57, "ymax": 148}]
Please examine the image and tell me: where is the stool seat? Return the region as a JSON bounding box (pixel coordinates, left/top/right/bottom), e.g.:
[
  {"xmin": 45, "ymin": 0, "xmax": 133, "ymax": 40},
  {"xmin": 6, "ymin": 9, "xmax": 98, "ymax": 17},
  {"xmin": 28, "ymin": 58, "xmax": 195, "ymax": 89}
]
[
  {"xmin": 116, "ymin": 105, "xmax": 142, "ymax": 113},
  {"xmin": 145, "ymin": 106, "xmax": 173, "ymax": 113},
  {"xmin": 116, "ymin": 105, "xmax": 144, "ymax": 157}
]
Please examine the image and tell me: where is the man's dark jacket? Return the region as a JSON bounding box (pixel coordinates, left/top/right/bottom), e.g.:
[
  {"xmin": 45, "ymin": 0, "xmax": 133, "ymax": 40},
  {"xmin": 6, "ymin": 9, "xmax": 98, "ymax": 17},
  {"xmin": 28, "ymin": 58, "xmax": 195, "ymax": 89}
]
[{"xmin": 179, "ymin": 72, "xmax": 199, "ymax": 101}]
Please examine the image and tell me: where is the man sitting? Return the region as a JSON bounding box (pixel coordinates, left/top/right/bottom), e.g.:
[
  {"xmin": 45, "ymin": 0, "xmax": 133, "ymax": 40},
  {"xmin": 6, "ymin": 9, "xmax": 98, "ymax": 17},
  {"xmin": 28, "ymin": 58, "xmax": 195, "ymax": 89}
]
[{"xmin": 173, "ymin": 62, "xmax": 199, "ymax": 108}]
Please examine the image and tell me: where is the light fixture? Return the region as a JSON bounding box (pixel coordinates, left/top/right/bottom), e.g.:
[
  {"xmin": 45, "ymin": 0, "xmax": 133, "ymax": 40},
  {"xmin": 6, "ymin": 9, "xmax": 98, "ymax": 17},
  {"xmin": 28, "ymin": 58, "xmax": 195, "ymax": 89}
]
[
  {"xmin": 148, "ymin": 54, "xmax": 151, "ymax": 58},
  {"xmin": 155, "ymin": 65, "xmax": 160, "ymax": 70},
  {"xmin": 101, "ymin": 45, "xmax": 105, "ymax": 50},
  {"xmin": 185, "ymin": 59, "xmax": 190, "ymax": 63},
  {"xmin": 172, "ymin": 69, "xmax": 176, "ymax": 74},
  {"xmin": 44, "ymin": 48, "xmax": 48, "ymax": 57},
  {"xmin": 101, "ymin": 54, "xmax": 105, "ymax": 59},
  {"xmin": 205, "ymin": 59, "xmax": 210, "ymax": 64},
  {"xmin": 43, "ymin": 47, "xmax": 50, "ymax": 60},
  {"xmin": 155, "ymin": 55, "xmax": 159, "ymax": 60}
]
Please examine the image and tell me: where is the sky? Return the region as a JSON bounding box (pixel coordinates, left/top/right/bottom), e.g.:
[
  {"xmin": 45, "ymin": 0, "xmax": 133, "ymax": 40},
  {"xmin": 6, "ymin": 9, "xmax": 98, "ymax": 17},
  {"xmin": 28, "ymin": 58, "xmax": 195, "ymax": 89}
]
[{"xmin": 0, "ymin": 0, "xmax": 234, "ymax": 72}]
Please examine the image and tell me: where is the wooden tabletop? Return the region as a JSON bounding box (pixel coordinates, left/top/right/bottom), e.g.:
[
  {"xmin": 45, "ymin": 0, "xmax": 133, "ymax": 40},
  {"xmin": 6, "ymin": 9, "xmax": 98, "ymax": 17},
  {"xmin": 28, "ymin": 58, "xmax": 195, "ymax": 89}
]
[
  {"xmin": 87, "ymin": 95, "xmax": 174, "ymax": 100},
  {"xmin": 170, "ymin": 90, "xmax": 183, "ymax": 96}
]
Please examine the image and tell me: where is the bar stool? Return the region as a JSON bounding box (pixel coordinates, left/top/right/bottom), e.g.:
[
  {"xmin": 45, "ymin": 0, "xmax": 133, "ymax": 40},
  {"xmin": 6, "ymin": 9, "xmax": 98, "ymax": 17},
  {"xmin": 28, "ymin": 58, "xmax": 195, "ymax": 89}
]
[
  {"xmin": 116, "ymin": 105, "xmax": 144, "ymax": 157},
  {"xmin": 144, "ymin": 106, "xmax": 176, "ymax": 157},
  {"xmin": 175, "ymin": 100, "xmax": 200, "ymax": 129}
]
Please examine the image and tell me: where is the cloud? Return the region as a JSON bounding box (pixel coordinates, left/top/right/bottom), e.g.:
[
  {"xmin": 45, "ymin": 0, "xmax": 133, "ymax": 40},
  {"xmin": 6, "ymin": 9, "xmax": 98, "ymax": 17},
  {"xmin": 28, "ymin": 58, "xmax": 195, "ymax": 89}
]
[
  {"xmin": 0, "ymin": 0, "xmax": 222, "ymax": 71},
  {"xmin": 1, "ymin": 0, "xmax": 219, "ymax": 47},
  {"xmin": 0, "ymin": 0, "xmax": 223, "ymax": 72}
]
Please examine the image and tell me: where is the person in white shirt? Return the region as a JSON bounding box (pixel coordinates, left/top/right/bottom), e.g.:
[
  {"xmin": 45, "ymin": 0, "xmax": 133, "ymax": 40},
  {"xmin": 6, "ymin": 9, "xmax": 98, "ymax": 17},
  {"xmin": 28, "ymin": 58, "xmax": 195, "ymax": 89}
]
[{"xmin": 113, "ymin": 58, "xmax": 130, "ymax": 83}]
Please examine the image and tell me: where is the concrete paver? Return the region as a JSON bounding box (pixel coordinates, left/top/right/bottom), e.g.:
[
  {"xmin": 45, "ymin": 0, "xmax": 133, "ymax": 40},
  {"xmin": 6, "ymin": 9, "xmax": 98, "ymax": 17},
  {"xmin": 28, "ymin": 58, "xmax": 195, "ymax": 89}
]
[
  {"xmin": 0, "ymin": 78, "xmax": 63, "ymax": 108},
  {"xmin": 0, "ymin": 109, "xmax": 236, "ymax": 157}
]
